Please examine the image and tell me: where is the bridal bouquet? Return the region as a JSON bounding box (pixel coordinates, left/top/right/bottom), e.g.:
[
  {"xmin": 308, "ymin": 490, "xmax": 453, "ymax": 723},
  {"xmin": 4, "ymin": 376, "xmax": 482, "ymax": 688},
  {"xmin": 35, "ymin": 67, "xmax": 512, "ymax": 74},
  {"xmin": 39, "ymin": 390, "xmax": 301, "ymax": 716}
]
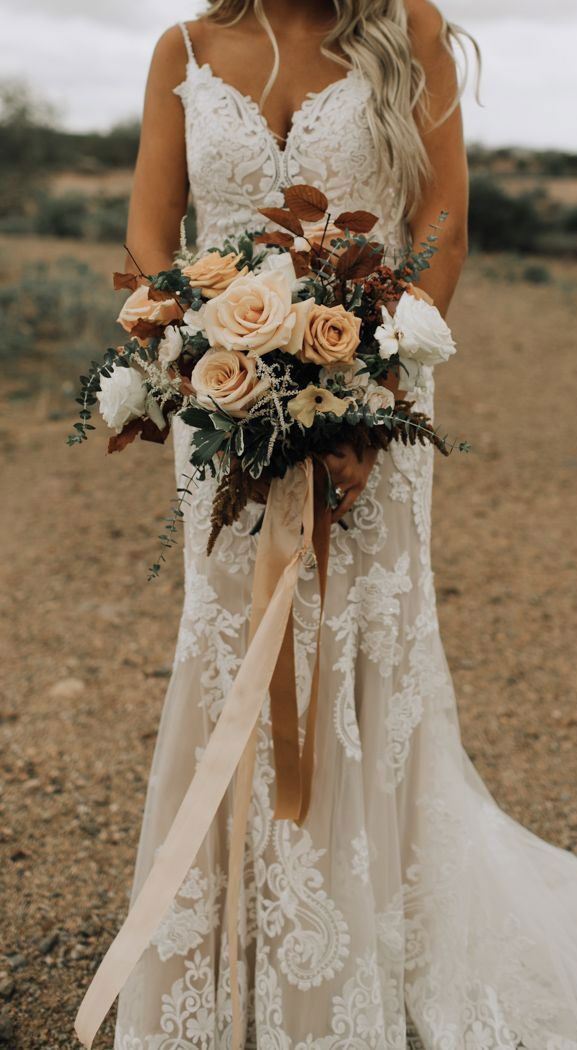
[{"xmin": 67, "ymin": 184, "xmax": 468, "ymax": 574}]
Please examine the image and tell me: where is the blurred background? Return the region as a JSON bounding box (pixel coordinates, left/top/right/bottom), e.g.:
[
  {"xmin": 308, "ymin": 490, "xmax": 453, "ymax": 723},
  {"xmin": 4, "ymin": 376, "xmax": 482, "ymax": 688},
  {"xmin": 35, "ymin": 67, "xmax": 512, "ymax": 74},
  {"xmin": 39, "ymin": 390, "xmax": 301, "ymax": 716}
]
[{"xmin": 1, "ymin": 2, "xmax": 576, "ymax": 1048}]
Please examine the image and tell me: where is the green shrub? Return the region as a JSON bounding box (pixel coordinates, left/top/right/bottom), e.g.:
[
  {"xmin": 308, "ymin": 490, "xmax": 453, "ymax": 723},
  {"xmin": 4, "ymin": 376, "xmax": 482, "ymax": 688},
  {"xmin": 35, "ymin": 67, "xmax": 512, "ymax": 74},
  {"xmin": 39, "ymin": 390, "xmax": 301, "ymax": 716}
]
[
  {"xmin": 468, "ymin": 176, "xmax": 543, "ymax": 253},
  {"xmin": 0, "ymin": 258, "xmax": 119, "ymax": 363},
  {"xmin": 521, "ymin": 264, "xmax": 551, "ymax": 285},
  {"xmin": 35, "ymin": 192, "xmax": 90, "ymax": 239}
]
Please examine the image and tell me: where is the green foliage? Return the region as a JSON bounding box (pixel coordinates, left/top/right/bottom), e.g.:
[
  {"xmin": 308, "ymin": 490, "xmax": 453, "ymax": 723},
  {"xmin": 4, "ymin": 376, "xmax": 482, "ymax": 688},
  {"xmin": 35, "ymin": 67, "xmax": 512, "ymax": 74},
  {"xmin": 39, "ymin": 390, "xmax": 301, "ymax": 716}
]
[
  {"xmin": 522, "ymin": 264, "xmax": 551, "ymax": 285},
  {"xmin": 0, "ymin": 191, "xmax": 130, "ymax": 242},
  {"xmin": 0, "ymin": 258, "xmax": 118, "ymax": 362},
  {"xmin": 0, "ymin": 79, "xmax": 139, "ymax": 174},
  {"xmin": 468, "ymin": 177, "xmax": 543, "ymax": 253}
]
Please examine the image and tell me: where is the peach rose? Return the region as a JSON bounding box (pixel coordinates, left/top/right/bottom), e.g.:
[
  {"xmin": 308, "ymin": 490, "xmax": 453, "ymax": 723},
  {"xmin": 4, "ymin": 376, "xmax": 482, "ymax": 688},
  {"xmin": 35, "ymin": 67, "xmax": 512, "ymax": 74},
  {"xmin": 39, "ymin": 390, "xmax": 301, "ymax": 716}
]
[
  {"xmin": 117, "ymin": 285, "xmax": 181, "ymax": 333},
  {"xmin": 203, "ymin": 269, "xmax": 313, "ymax": 358},
  {"xmin": 300, "ymin": 304, "xmax": 361, "ymax": 366},
  {"xmin": 189, "ymin": 348, "xmax": 270, "ymax": 418},
  {"xmin": 182, "ymin": 252, "xmax": 248, "ymax": 299}
]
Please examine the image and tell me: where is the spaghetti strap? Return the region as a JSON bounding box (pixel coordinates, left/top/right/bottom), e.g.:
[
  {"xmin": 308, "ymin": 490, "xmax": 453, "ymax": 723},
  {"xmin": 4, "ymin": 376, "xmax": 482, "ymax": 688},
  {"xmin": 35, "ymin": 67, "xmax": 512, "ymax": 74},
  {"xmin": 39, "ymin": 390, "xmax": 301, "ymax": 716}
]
[{"xmin": 177, "ymin": 21, "xmax": 196, "ymax": 65}]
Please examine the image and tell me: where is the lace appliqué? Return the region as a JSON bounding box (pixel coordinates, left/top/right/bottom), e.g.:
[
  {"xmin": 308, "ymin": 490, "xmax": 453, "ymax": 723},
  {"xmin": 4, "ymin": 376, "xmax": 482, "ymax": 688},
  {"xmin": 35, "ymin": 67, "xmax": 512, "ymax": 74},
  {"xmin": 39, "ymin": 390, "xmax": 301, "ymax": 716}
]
[
  {"xmin": 261, "ymin": 822, "xmax": 351, "ymax": 991},
  {"xmin": 327, "ymin": 555, "xmax": 412, "ymax": 761}
]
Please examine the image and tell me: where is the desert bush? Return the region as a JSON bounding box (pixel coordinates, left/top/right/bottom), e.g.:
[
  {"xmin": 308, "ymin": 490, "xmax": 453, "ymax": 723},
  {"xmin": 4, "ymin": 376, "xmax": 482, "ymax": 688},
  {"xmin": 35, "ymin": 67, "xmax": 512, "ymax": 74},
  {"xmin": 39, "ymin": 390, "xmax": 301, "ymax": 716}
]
[
  {"xmin": 468, "ymin": 177, "xmax": 543, "ymax": 253},
  {"xmin": 521, "ymin": 263, "xmax": 551, "ymax": 285},
  {"xmin": 34, "ymin": 193, "xmax": 90, "ymax": 239},
  {"xmin": 0, "ymin": 258, "xmax": 119, "ymax": 363}
]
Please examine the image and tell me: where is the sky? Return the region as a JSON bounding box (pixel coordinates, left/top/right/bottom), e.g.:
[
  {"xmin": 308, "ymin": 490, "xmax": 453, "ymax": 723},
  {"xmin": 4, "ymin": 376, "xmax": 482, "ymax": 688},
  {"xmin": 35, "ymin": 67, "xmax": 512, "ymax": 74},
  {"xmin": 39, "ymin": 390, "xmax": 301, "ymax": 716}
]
[{"xmin": 0, "ymin": 0, "xmax": 576, "ymax": 149}]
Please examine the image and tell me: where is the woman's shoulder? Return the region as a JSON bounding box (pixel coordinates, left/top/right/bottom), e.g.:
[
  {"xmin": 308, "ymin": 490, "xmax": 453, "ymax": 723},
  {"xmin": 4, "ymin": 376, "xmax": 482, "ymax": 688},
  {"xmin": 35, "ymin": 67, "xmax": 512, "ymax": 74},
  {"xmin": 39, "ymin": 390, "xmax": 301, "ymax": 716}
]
[
  {"xmin": 404, "ymin": 0, "xmax": 446, "ymax": 40},
  {"xmin": 154, "ymin": 18, "xmax": 215, "ymax": 61}
]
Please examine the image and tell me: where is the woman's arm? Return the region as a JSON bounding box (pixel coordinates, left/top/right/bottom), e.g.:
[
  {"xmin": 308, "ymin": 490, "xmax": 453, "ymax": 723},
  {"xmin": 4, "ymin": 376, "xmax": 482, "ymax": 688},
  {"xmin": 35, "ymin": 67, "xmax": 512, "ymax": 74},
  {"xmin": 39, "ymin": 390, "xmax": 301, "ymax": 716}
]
[
  {"xmin": 406, "ymin": 0, "xmax": 469, "ymax": 318},
  {"xmin": 123, "ymin": 26, "xmax": 190, "ymax": 276},
  {"xmin": 327, "ymin": 1, "xmax": 468, "ymax": 517}
]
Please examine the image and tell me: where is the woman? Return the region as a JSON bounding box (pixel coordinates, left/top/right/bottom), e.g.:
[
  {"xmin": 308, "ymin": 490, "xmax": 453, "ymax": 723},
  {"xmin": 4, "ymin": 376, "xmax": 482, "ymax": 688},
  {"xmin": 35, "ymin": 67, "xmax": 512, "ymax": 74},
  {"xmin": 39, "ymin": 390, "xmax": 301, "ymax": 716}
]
[{"xmin": 103, "ymin": 1, "xmax": 577, "ymax": 1047}]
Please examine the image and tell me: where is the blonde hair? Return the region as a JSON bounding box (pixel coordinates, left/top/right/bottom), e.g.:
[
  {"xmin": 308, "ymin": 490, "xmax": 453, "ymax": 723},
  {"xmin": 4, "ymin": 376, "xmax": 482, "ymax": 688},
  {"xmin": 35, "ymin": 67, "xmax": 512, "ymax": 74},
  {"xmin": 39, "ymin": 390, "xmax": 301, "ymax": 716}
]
[{"xmin": 205, "ymin": 0, "xmax": 480, "ymax": 223}]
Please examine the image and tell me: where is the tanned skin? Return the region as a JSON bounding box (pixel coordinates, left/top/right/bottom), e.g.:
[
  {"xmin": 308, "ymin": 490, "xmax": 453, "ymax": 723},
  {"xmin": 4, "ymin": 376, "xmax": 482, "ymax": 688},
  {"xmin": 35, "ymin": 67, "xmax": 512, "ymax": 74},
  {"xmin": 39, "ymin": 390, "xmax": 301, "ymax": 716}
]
[{"xmin": 125, "ymin": 0, "xmax": 468, "ymax": 522}]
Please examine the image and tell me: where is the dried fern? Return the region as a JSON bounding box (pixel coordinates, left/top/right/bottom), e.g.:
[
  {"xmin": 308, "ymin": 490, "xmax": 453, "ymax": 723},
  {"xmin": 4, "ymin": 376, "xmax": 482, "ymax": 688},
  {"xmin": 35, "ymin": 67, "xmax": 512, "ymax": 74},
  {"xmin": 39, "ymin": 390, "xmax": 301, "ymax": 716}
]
[{"xmin": 207, "ymin": 456, "xmax": 251, "ymax": 556}]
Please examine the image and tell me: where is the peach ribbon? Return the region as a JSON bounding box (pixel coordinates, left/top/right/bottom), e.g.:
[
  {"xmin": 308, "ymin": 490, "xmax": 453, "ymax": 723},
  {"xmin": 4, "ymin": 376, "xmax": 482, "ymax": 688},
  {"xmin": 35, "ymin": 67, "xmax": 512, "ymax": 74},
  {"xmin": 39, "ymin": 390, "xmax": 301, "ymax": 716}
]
[
  {"xmin": 226, "ymin": 457, "xmax": 332, "ymax": 1048},
  {"xmin": 74, "ymin": 457, "xmax": 326, "ymax": 1050}
]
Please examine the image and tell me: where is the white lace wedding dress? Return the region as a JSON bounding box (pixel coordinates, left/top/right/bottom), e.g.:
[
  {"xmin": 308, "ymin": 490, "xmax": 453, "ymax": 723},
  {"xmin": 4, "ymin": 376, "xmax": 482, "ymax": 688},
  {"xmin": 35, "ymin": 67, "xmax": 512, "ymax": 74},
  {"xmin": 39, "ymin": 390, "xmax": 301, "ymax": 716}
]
[{"xmin": 113, "ymin": 22, "xmax": 577, "ymax": 1050}]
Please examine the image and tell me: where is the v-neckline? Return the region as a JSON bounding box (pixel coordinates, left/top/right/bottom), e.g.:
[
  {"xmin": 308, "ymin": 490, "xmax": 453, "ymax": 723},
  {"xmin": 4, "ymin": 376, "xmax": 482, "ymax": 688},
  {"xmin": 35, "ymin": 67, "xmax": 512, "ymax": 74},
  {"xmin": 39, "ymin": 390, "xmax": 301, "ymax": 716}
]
[{"xmin": 185, "ymin": 56, "xmax": 355, "ymax": 157}]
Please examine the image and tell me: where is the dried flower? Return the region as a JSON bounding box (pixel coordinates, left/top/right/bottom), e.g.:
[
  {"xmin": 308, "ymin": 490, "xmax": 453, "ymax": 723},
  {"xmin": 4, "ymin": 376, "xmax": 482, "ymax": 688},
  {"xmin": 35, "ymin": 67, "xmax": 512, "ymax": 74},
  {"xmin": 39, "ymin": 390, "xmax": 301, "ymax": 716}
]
[{"xmin": 287, "ymin": 385, "xmax": 349, "ymax": 428}]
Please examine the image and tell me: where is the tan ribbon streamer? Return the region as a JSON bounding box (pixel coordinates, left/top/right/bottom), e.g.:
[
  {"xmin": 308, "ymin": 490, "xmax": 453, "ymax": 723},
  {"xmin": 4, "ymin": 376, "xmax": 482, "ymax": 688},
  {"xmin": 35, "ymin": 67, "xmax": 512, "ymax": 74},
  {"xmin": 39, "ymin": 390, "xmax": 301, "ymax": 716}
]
[
  {"xmin": 74, "ymin": 459, "xmax": 316, "ymax": 1049},
  {"xmin": 226, "ymin": 457, "xmax": 332, "ymax": 1049}
]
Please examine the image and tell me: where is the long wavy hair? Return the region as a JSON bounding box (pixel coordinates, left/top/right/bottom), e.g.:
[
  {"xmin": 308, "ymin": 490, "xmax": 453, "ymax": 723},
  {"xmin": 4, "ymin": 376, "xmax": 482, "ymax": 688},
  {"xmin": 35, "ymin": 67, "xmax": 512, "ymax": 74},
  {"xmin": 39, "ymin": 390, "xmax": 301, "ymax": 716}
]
[{"xmin": 205, "ymin": 0, "xmax": 480, "ymax": 223}]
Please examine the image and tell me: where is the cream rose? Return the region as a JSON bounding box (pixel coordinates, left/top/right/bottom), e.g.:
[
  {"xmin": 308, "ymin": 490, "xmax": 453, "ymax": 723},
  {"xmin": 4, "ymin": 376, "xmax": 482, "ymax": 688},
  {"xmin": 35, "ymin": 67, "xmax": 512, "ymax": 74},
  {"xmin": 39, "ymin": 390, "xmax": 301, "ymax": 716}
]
[
  {"xmin": 300, "ymin": 304, "xmax": 361, "ymax": 366},
  {"xmin": 189, "ymin": 348, "xmax": 270, "ymax": 418},
  {"xmin": 203, "ymin": 269, "xmax": 313, "ymax": 358},
  {"xmin": 117, "ymin": 285, "xmax": 181, "ymax": 333},
  {"xmin": 182, "ymin": 252, "xmax": 248, "ymax": 299},
  {"xmin": 365, "ymin": 384, "xmax": 395, "ymax": 413}
]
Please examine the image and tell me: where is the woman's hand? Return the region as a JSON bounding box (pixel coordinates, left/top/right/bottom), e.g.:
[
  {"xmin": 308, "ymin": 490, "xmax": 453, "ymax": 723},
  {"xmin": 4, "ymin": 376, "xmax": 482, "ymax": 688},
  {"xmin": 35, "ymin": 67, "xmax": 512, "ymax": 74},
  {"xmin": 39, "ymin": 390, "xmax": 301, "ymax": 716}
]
[{"xmin": 321, "ymin": 443, "xmax": 379, "ymax": 524}]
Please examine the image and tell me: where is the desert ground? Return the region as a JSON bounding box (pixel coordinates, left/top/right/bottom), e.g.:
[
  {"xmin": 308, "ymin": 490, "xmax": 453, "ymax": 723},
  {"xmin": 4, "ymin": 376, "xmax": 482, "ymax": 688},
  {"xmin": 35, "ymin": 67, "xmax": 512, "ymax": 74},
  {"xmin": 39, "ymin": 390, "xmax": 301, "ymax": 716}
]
[{"xmin": 1, "ymin": 238, "xmax": 576, "ymax": 1048}]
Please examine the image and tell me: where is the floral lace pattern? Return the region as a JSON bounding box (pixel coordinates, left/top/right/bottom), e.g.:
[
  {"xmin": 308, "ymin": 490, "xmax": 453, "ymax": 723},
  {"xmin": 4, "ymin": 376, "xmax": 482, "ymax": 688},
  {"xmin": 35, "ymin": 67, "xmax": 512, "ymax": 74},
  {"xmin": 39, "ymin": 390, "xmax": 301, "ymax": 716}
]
[{"xmin": 114, "ymin": 20, "xmax": 577, "ymax": 1050}]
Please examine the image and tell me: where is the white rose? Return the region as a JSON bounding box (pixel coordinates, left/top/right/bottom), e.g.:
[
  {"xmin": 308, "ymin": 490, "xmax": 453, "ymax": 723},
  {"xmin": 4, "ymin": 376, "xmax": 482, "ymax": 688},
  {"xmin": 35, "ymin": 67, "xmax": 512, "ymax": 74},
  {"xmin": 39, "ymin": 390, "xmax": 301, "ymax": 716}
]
[
  {"xmin": 181, "ymin": 304, "xmax": 207, "ymax": 338},
  {"xmin": 390, "ymin": 291, "xmax": 456, "ymax": 366},
  {"xmin": 157, "ymin": 325, "xmax": 183, "ymax": 366},
  {"xmin": 97, "ymin": 365, "xmax": 147, "ymax": 432},
  {"xmin": 374, "ymin": 325, "xmax": 399, "ymax": 361}
]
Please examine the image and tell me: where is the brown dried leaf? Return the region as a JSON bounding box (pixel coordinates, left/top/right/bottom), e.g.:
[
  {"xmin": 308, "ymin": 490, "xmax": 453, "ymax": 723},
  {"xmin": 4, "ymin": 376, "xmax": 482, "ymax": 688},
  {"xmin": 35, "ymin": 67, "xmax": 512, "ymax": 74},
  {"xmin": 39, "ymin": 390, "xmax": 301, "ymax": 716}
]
[
  {"xmin": 259, "ymin": 207, "xmax": 304, "ymax": 237},
  {"xmin": 283, "ymin": 184, "xmax": 328, "ymax": 221},
  {"xmin": 148, "ymin": 287, "xmax": 177, "ymax": 302},
  {"xmin": 113, "ymin": 272, "xmax": 141, "ymax": 292},
  {"xmin": 108, "ymin": 419, "xmax": 143, "ymax": 453},
  {"xmin": 140, "ymin": 418, "xmax": 170, "ymax": 444},
  {"xmin": 130, "ymin": 319, "xmax": 166, "ymax": 341},
  {"xmin": 335, "ymin": 240, "xmax": 382, "ymax": 280},
  {"xmin": 254, "ymin": 230, "xmax": 295, "ymax": 248},
  {"xmin": 333, "ymin": 210, "xmax": 379, "ymax": 234},
  {"xmin": 290, "ymin": 249, "xmax": 312, "ymax": 278}
]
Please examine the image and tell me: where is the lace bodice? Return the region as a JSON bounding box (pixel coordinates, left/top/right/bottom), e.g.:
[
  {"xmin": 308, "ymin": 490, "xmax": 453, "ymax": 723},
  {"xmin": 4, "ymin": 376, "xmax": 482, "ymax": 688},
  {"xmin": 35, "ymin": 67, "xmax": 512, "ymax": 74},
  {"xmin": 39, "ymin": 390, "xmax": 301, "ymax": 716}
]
[{"xmin": 172, "ymin": 22, "xmax": 410, "ymax": 255}]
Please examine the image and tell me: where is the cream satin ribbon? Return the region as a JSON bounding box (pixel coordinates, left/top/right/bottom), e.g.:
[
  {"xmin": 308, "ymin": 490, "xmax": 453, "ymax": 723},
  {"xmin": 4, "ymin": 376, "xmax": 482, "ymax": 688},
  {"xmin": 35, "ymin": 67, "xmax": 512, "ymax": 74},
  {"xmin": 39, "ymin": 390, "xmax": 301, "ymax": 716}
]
[{"xmin": 74, "ymin": 459, "xmax": 316, "ymax": 1049}]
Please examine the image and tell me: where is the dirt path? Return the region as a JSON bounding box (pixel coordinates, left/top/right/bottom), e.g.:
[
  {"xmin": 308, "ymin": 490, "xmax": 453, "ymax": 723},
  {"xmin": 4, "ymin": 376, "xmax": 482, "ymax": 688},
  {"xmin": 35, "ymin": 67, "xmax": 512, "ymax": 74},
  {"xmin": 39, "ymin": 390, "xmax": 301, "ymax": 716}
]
[{"xmin": 1, "ymin": 253, "xmax": 576, "ymax": 1048}]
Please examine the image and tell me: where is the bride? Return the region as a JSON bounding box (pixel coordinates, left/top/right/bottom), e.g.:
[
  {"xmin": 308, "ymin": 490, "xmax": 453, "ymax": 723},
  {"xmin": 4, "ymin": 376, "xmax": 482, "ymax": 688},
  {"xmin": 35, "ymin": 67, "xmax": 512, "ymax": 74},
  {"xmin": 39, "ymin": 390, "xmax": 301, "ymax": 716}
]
[{"xmin": 81, "ymin": 1, "xmax": 577, "ymax": 1047}]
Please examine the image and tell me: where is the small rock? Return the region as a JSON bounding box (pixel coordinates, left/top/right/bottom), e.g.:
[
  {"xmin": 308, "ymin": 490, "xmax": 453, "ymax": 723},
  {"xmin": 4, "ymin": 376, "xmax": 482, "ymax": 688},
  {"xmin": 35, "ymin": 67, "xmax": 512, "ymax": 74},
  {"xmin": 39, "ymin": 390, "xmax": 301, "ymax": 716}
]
[
  {"xmin": 145, "ymin": 667, "xmax": 172, "ymax": 679},
  {"xmin": 79, "ymin": 819, "xmax": 99, "ymax": 838},
  {"xmin": 0, "ymin": 1012, "xmax": 14, "ymax": 1044},
  {"xmin": 7, "ymin": 954, "xmax": 26, "ymax": 971},
  {"xmin": 0, "ymin": 978, "xmax": 14, "ymax": 1000},
  {"xmin": 48, "ymin": 677, "xmax": 85, "ymax": 700},
  {"xmin": 38, "ymin": 931, "xmax": 59, "ymax": 956}
]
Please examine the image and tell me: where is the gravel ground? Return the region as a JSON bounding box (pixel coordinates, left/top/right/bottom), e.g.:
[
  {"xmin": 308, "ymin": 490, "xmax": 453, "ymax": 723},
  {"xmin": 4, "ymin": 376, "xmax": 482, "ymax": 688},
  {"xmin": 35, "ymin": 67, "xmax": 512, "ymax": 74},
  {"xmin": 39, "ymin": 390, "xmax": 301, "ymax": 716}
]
[{"xmin": 1, "ymin": 249, "xmax": 576, "ymax": 1049}]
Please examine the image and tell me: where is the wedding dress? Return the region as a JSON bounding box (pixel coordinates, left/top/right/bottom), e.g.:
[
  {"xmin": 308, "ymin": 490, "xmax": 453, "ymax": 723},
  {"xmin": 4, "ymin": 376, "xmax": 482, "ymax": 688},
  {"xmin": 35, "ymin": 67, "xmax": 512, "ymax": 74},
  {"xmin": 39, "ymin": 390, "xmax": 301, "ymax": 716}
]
[{"xmin": 113, "ymin": 21, "xmax": 577, "ymax": 1050}]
